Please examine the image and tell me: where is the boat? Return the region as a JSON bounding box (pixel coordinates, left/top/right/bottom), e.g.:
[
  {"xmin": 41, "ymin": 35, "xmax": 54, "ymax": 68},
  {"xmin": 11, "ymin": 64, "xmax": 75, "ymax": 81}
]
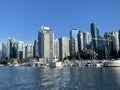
[
  {"xmin": 74, "ymin": 60, "xmax": 81, "ymax": 67},
  {"xmin": 0, "ymin": 64, "xmax": 4, "ymax": 66},
  {"xmin": 49, "ymin": 57, "xmax": 63, "ymax": 68},
  {"xmin": 11, "ymin": 61, "xmax": 19, "ymax": 67},
  {"xmin": 95, "ymin": 62, "xmax": 103, "ymax": 67},
  {"xmin": 63, "ymin": 60, "xmax": 73, "ymax": 67},
  {"xmin": 103, "ymin": 59, "xmax": 120, "ymax": 67},
  {"xmin": 85, "ymin": 62, "xmax": 94, "ymax": 67}
]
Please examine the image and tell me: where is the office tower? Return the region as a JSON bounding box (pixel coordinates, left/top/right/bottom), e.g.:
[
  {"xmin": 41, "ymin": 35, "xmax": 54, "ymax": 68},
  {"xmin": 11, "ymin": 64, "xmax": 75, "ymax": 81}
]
[
  {"xmin": 104, "ymin": 32, "xmax": 113, "ymax": 58},
  {"xmin": 111, "ymin": 32, "xmax": 119, "ymax": 53},
  {"xmin": 7, "ymin": 38, "xmax": 17, "ymax": 59},
  {"xmin": 17, "ymin": 41, "xmax": 25, "ymax": 60},
  {"xmin": 91, "ymin": 23, "xmax": 99, "ymax": 50},
  {"xmin": 25, "ymin": 44, "xmax": 33, "ymax": 58},
  {"xmin": 0, "ymin": 50, "xmax": 1, "ymax": 60},
  {"xmin": 83, "ymin": 32, "xmax": 92, "ymax": 49},
  {"xmin": 78, "ymin": 31, "xmax": 92, "ymax": 52},
  {"xmin": 2, "ymin": 42, "xmax": 8, "ymax": 60},
  {"xmin": 59, "ymin": 37, "xmax": 70, "ymax": 60},
  {"xmin": 70, "ymin": 29, "xmax": 78, "ymax": 56},
  {"xmin": 78, "ymin": 31, "xmax": 84, "ymax": 51},
  {"xmin": 54, "ymin": 39, "xmax": 59, "ymax": 58},
  {"xmin": 33, "ymin": 40, "xmax": 39, "ymax": 58},
  {"xmin": 38, "ymin": 26, "xmax": 54, "ymax": 61},
  {"xmin": 118, "ymin": 30, "xmax": 120, "ymax": 50},
  {"xmin": 97, "ymin": 37, "xmax": 107, "ymax": 59},
  {"xmin": 25, "ymin": 46, "xmax": 27, "ymax": 58}
]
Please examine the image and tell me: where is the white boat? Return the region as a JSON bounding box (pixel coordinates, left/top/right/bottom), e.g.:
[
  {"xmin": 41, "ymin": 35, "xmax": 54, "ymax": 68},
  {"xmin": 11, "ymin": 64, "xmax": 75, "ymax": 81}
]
[
  {"xmin": 85, "ymin": 62, "xmax": 94, "ymax": 67},
  {"xmin": 12, "ymin": 61, "xmax": 19, "ymax": 67},
  {"xmin": 103, "ymin": 59, "xmax": 120, "ymax": 67},
  {"xmin": 49, "ymin": 57, "xmax": 63, "ymax": 68},
  {"xmin": 95, "ymin": 62, "xmax": 103, "ymax": 67},
  {"xmin": 0, "ymin": 64, "xmax": 4, "ymax": 66},
  {"xmin": 63, "ymin": 60, "xmax": 73, "ymax": 67},
  {"xmin": 74, "ymin": 60, "xmax": 80, "ymax": 67}
]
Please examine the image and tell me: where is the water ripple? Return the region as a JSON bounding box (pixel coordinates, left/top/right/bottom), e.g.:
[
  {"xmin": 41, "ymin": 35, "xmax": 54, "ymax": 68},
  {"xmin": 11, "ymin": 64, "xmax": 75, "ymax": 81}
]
[{"xmin": 0, "ymin": 67, "xmax": 120, "ymax": 90}]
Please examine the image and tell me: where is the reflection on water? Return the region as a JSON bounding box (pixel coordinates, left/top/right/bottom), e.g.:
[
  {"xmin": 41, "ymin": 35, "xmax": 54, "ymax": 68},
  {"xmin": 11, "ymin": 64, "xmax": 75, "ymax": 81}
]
[{"xmin": 0, "ymin": 67, "xmax": 120, "ymax": 90}]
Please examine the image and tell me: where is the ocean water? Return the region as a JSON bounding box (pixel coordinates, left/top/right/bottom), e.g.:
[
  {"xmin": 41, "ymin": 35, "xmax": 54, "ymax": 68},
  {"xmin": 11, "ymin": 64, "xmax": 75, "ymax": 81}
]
[{"xmin": 0, "ymin": 66, "xmax": 120, "ymax": 90}]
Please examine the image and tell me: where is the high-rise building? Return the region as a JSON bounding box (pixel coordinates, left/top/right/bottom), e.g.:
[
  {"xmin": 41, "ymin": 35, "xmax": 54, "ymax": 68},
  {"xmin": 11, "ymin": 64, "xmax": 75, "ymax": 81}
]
[
  {"xmin": 7, "ymin": 38, "xmax": 17, "ymax": 59},
  {"xmin": 97, "ymin": 37, "xmax": 107, "ymax": 59},
  {"xmin": 25, "ymin": 44, "xmax": 33, "ymax": 58},
  {"xmin": 2, "ymin": 42, "xmax": 8, "ymax": 60},
  {"xmin": 59, "ymin": 37, "xmax": 70, "ymax": 60},
  {"xmin": 0, "ymin": 50, "xmax": 2, "ymax": 60},
  {"xmin": 17, "ymin": 41, "xmax": 25, "ymax": 60},
  {"xmin": 111, "ymin": 32, "xmax": 119, "ymax": 53},
  {"xmin": 78, "ymin": 31, "xmax": 92, "ymax": 52},
  {"xmin": 91, "ymin": 23, "xmax": 99, "ymax": 50},
  {"xmin": 70, "ymin": 29, "xmax": 78, "ymax": 56},
  {"xmin": 83, "ymin": 32, "xmax": 92, "ymax": 49},
  {"xmin": 104, "ymin": 32, "xmax": 113, "ymax": 58},
  {"xmin": 78, "ymin": 31, "xmax": 84, "ymax": 51},
  {"xmin": 54, "ymin": 39, "xmax": 59, "ymax": 58},
  {"xmin": 38, "ymin": 26, "xmax": 54, "ymax": 61},
  {"xmin": 118, "ymin": 30, "xmax": 120, "ymax": 50},
  {"xmin": 33, "ymin": 40, "xmax": 39, "ymax": 58}
]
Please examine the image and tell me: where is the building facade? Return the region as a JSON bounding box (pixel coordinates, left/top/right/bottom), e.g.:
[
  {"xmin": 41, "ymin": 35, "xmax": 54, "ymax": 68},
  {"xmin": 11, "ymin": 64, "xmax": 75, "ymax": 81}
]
[
  {"xmin": 59, "ymin": 37, "xmax": 70, "ymax": 60},
  {"xmin": 54, "ymin": 39, "xmax": 59, "ymax": 58},
  {"xmin": 17, "ymin": 41, "xmax": 25, "ymax": 60},
  {"xmin": 7, "ymin": 38, "xmax": 17, "ymax": 59},
  {"xmin": 25, "ymin": 44, "xmax": 33, "ymax": 58},
  {"xmin": 78, "ymin": 31, "xmax": 92, "ymax": 52},
  {"xmin": 2, "ymin": 42, "xmax": 8, "ymax": 60},
  {"xmin": 33, "ymin": 40, "xmax": 39, "ymax": 58},
  {"xmin": 111, "ymin": 32, "xmax": 119, "ymax": 53},
  {"xmin": 78, "ymin": 31, "xmax": 84, "ymax": 51},
  {"xmin": 70, "ymin": 29, "xmax": 78, "ymax": 56},
  {"xmin": 91, "ymin": 23, "xmax": 99, "ymax": 50},
  {"xmin": 38, "ymin": 26, "xmax": 54, "ymax": 61}
]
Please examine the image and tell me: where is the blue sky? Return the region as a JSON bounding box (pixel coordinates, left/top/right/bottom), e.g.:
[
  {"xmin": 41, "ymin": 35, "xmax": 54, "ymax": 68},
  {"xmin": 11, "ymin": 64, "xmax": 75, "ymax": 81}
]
[{"xmin": 0, "ymin": 0, "xmax": 120, "ymax": 49}]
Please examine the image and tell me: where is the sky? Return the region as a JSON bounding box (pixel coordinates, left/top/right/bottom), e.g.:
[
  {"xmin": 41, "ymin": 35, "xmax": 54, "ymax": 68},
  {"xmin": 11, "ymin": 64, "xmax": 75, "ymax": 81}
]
[{"xmin": 0, "ymin": 0, "xmax": 120, "ymax": 49}]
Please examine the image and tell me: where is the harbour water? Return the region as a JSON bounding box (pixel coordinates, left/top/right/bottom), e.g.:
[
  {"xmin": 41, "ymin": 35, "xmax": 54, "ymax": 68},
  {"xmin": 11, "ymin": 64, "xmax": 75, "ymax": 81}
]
[{"xmin": 0, "ymin": 67, "xmax": 120, "ymax": 90}]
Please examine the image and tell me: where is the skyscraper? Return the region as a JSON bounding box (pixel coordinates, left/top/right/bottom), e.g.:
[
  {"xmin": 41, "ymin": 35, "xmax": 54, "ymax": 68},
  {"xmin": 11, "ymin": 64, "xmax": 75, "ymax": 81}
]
[
  {"xmin": 83, "ymin": 32, "xmax": 92, "ymax": 49},
  {"xmin": 7, "ymin": 38, "xmax": 17, "ymax": 59},
  {"xmin": 111, "ymin": 32, "xmax": 119, "ymax": 53},
  {"xmin": 33, "ymin": 40, "xmax": 39, "ymax": 58},
  {"xmin": 104, "ymin": 32, "xmax": 113, "ymax": 58},
  {"xmin": 118, "ymin": 30, "xmax": 120, "ymax": 50},
  {"xmin": 25, "ymin": 44, "xmax": 33, "ymax": 58},
  {"xmin": 70, "ymin": 29, "xmax": 78, "ymax": 56},
  {"xmin": 97, "ymin": 37, "xmax": 107, "ymax": 59},
  {"xmin": 2, "ymin": 42, "xmax": 8, "ymax": 60},
  {"xmin": 78, "ymin": 31, "xmax": 84, "ymax": 51},
  {"xmin": 59, "ymin": 37, "xmax": 70, "ymax": 60},
  {"xmin": 38, "ymin": 26, "xmax": 54, "ymax": 61},
  {"xmin": 54, "ymin": 39, "xmax": 59, "ymax": 58},
  {"xmin": 91, "ymin": 23, "xmax": 99, "ymax": 50},
  {"xmin": 78, "ymin": 31, "xmax": 92, "ymax": 52},
  {"xmin": 0, "ymin": 50, "xmax": 2, "ymax": 60},
  {"xmin": 17, "ymin": 41, "xmax": 25, "ymax": 60}
]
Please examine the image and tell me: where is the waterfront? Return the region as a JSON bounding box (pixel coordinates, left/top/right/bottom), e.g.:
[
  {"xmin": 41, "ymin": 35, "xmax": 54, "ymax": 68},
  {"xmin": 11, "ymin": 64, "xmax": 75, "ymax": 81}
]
[{"xmin": 0, "ymin": 67, "xmax": 120, "ymax": 90}]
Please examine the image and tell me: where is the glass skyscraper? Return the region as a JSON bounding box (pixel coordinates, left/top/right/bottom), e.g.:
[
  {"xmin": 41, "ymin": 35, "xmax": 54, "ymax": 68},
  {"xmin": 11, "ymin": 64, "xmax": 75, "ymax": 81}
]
[
  {"xmin": 7, "ymin": 38, "xmax": 17, "ymax": 59},
  {"xmin": 70, "ymin": 29, "xmax": 78, "ymax": 56},
  {"xmin": 17, "ymin": 41, "xmax": 25, "ymax": 60},
  {"xmin": 91, "ymin": 23, "xmax": 99, "ymax": 50},
  {"xmin": 38, "ymin": 26, "xmax": 54, "ymax": 61},
  {"xmin": 33, "ymin": 40, "xmax": 39, "ymax": 58},
  {"xmin": 59, "ymin": 37, "xmax": 70, "ymax": 61}
]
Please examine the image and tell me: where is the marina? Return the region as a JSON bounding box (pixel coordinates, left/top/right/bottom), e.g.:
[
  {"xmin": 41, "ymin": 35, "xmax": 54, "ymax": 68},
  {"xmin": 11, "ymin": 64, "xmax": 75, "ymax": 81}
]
[{"xmin": 2, "ymin": 58, "xmax": 120, "ymax": 68}]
